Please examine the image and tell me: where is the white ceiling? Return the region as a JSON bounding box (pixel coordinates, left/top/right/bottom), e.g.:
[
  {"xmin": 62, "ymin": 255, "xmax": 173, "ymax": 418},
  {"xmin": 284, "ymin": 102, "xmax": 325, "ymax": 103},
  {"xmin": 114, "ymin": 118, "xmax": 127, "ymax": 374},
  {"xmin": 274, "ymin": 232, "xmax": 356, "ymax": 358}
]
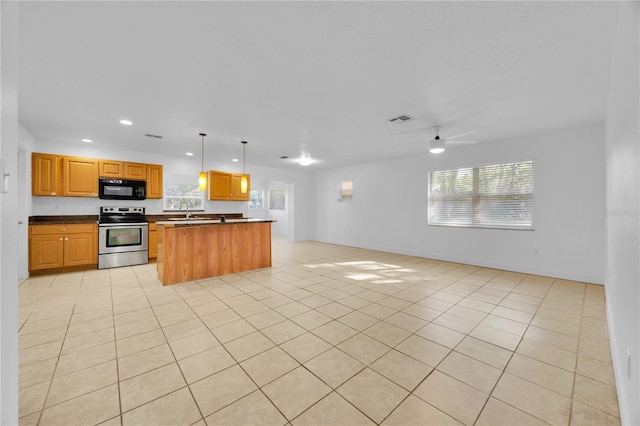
[{"xmin": 18, "ymin": 1, "xmax": 619, "ymax": 171}]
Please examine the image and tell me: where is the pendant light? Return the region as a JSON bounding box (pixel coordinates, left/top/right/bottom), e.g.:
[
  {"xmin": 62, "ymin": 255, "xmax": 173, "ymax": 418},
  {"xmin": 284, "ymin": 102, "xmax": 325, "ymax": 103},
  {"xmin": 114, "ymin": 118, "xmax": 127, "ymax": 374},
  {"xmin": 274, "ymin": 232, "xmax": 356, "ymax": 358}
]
[
  {"xmin": 240, "ymin": 141, "xmax": 248, "ymax": 193},
  {"xmin": 198, "ymin": 133, "xmax": 207, "ymax": 190}
]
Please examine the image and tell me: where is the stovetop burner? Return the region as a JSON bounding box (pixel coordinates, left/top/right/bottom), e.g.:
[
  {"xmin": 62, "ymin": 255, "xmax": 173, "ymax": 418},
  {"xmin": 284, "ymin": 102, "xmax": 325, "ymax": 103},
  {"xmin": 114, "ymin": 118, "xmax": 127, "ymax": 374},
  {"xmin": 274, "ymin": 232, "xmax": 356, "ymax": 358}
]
[{"xmin": 99, "ymin": 206, "xmax": 147, "ymax": 224}]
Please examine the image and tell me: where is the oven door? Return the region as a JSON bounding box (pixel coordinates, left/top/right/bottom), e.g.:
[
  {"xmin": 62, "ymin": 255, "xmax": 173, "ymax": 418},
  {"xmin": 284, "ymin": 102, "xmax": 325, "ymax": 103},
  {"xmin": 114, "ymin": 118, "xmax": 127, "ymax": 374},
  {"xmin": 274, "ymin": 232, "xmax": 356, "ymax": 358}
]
[{"xmin": 99, "ymin": 223, "xmax": 149, "ymax": 254}]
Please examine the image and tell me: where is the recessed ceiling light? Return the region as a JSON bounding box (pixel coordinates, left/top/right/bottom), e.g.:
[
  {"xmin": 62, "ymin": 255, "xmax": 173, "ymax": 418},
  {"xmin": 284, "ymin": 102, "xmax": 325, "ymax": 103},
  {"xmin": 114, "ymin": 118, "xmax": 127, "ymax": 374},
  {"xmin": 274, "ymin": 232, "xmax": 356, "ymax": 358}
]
[
  {"xmin": 81, "ymin": 138, "xmax": 93, "ymax": 143},
  {"xmin": 119, "ymin": 119, "xmax": 133, "ymax": 126},
  {"xmin": 185, "ymin": 152, "xmax": 194, "ymax": 156},
  {"xmin": 232, "ymin": 158, "xmax": 239, "ymax": 162}
]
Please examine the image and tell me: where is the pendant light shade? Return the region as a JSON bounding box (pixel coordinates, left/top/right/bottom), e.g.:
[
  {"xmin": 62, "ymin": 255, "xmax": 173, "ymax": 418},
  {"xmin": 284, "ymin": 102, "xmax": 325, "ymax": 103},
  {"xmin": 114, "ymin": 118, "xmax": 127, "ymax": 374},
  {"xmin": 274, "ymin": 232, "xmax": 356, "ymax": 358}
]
[
  {"xmin": 199, "ymin": 133, "xmax": 207, "ymax": 190},
  {"xmin": 240, "ymin": 141, "xmax": 248, "ymax": 193}
]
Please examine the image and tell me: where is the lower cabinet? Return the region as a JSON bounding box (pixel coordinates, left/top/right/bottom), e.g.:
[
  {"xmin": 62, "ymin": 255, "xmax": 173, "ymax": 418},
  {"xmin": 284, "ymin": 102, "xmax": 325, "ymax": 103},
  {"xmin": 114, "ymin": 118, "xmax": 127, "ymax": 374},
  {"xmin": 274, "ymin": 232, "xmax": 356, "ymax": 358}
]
[
  {"xmin": 148, "ymin": 222, "xmax": 158, "ymax": 259},
  {"xmin": 29, "ymin": 224, "xmax": 97, "ymax": 272}
]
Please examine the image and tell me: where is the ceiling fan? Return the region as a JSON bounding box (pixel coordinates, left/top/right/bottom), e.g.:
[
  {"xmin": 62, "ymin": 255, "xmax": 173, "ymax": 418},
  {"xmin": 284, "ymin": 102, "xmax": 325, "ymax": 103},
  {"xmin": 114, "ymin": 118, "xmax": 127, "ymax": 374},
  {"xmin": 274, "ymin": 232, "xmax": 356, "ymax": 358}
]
[
  {"xmin": 395, "ymin": 124, "xmax": 478, "ymax": 154},
  {"xmin": 428, "ymin": 125, "xmax": 478, "ymax": 154}
]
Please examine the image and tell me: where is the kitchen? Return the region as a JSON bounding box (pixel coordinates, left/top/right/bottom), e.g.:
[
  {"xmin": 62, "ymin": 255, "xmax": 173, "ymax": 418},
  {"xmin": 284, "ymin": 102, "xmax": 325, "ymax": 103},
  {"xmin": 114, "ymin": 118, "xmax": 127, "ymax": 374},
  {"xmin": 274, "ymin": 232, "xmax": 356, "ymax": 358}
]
[{"xmin": 27, "ymin": 150, "xmax": 285, "ymax": 282}]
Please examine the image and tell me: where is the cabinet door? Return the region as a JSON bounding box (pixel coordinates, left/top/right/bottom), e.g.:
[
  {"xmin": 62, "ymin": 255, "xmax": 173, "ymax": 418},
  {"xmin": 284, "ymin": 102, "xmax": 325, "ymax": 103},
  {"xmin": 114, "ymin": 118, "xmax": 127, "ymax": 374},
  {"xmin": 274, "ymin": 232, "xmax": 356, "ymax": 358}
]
[
  {"xmin": 62, "ymin": 157, "xmax": 99, "ymax": 197},
  {"xmin": 207, "ymin": 171, "xmax": 233, "ymax": 200},
  {"xmin": 63, "ymin": 232, "xmax": 95, "ymax": 266},
  {"xmin": 30, "ymin": 234, "xmax": 64, "ymax": 270},
  {"xmin": 146, "ymin": 164, "xmax": 163, "ymax": 199},
  {"xmin": 99, "ymin": 160, "xmax": 124, "ymax": 178},
  {"xmin": 231, "ymin": 174, "xmax": 250, "ymax": 201},
  {"xmin": 32, "ymin": 153, "xmax": 59, "ymax": 196},
  {"xmin": 148, "ymin": 223, "xmax": 158, "ymax": 259},
  {"xmin": 124, "ymin": 162, "xmax": 147, "ymax": 180}
]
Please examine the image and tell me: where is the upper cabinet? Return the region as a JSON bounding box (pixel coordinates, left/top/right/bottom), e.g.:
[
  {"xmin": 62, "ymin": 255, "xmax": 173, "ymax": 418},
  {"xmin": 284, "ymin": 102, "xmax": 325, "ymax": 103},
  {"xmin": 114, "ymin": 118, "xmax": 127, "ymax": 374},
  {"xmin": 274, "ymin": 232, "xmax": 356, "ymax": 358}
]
[
  {"xmin": 99, "ymin": 160, "xmax": 148, "ymax": 180},
  {"xmin": 146, "ymin": 164, "xmax": 163, "ymax": 199},
  {"xmin": 207, "ymin": 170, "xmax": 232, "ymax": 200},
  {"xmin": 33, "ymin": 152, "xmax": 163, "ymax": 198},
  {"xmin": 32, "ymin": 153, "xmax": 59, "ymax": 196},
  {"xmin": 124, "ymin": 162, "xmax": 147, "ymax": 180},
  {"xmin": 61, "ymin": 156, "xmax": 99, "ymax": 197},
  {"xmin": 99, "ymin": 160, "xmax": 123, "ymax": 178},
  {"xmin": 231, "ymin": 174, "xmax": 250, "ymax": 201},
  {"xmin": 207, "ymin": 170, "xmax": 250, "ymax": 201}
]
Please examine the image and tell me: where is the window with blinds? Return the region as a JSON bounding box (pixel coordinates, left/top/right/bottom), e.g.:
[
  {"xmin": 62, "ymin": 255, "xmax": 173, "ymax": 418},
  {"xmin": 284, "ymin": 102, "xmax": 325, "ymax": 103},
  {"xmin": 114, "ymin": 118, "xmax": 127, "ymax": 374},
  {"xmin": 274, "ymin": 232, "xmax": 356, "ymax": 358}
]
[{"xmin": 428, "ymin": 160, "xmax": 534, "ymax": 230}]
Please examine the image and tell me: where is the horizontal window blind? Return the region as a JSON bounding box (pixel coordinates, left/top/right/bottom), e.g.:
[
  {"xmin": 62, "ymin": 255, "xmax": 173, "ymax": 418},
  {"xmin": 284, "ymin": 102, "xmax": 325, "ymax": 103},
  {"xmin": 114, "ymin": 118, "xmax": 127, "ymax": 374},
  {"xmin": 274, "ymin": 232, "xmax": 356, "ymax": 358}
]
[{"xmin": 428, "ymin": 160, "xmax": 534, "ymax": 230}]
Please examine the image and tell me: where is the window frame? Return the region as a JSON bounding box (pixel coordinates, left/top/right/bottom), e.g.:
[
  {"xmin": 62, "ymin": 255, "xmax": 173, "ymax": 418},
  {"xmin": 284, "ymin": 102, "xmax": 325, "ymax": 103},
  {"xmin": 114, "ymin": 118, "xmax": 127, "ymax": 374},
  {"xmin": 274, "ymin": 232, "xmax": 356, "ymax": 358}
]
[
  {"xmin": 427, "ymin": 159, "xmax": 535, "ymax": 231},
  {"xmin": 162, "ymin": 175, "xmax": 206, "ymax": 212},
  {"xmin": 248, "ymin": 188, "xmax": 265, "ymax": 211},
  {"xmin": 269, "ymin": 188, "xmax": 286, "ymax": 210}
]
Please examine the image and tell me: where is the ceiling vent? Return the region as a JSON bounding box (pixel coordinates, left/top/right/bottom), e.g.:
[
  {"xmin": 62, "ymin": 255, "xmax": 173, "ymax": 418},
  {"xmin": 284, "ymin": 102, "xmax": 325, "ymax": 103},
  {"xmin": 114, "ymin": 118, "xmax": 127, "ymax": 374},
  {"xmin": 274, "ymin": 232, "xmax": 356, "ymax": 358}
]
[
  {"xmin": 144, "ymin": 133, "xmax": 163, "ymax": 139},
  {"xmin": 387, "ymin": 114, "xmax": 414, "ymax": 124}
]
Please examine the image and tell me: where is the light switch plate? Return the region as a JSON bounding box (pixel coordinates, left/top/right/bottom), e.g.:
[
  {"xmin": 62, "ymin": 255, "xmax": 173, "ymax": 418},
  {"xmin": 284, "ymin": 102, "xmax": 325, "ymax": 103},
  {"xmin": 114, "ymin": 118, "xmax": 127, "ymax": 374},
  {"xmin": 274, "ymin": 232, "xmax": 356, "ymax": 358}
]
[{"xmin": 1, "ymin": 158, "xmax": 9, "ymax": 193}]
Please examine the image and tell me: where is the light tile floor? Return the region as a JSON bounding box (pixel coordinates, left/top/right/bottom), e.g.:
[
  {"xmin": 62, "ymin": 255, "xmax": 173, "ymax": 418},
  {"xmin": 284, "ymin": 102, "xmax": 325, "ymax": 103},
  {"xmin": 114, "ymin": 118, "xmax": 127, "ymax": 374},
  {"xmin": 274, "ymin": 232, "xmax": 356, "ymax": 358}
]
[{"xmin": 18, "ymin": 238, "xmax": 620, "ymax": 425}]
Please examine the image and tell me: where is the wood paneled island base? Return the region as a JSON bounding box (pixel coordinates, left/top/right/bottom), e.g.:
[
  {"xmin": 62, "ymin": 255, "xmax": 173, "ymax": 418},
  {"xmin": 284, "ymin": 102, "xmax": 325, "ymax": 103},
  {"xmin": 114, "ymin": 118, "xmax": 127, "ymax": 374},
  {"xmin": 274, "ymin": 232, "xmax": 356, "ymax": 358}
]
[{"xmin": 156, "ymin": 220, "xmax": 273, "ymax": 285}]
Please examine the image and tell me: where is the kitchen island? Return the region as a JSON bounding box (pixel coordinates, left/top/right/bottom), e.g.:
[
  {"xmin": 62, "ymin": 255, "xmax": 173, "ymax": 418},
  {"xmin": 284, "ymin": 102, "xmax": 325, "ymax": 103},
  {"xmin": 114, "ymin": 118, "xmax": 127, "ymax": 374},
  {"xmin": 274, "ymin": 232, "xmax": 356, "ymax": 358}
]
[{"xmin": 155, "ymin": 218, "xmax": 275, "ymax": 285}]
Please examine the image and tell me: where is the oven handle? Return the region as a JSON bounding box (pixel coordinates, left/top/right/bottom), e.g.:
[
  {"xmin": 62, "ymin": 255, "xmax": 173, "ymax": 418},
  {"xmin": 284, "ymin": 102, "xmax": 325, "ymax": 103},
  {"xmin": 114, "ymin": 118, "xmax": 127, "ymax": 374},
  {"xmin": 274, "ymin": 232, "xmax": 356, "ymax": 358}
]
[{"xmin": 99, "ymin": 222, "xmax": 149, "ymax": 227}]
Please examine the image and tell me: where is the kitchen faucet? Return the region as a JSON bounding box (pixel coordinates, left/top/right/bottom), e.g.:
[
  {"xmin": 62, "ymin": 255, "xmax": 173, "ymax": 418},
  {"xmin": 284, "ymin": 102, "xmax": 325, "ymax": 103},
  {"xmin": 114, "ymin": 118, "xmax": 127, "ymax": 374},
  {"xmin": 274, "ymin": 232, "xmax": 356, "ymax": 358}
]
[{"xmin": 179, "ymin": 201, "xmax": 191, "ymax": 219}]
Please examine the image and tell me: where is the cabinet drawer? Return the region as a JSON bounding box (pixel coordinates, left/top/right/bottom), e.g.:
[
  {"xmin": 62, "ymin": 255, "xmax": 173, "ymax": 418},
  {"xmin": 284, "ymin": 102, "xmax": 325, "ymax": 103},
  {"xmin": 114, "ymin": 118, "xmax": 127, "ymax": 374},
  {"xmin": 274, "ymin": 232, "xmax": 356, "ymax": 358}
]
[
  {"xmin": 148, "ymin": 222, "xmax": 157, "ymax": 231},
  {"xmin": 30, "ymin": 223, "xmax": 96, "ymax": 235}
]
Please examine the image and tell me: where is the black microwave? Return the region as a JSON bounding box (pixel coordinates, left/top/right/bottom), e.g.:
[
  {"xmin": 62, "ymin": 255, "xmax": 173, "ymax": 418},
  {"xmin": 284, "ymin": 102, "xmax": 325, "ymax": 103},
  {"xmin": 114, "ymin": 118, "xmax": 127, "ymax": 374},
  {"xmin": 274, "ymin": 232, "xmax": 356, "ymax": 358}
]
[{"xmin": 99, "ymin": 179, "xmax": 146, "ymax": 200}]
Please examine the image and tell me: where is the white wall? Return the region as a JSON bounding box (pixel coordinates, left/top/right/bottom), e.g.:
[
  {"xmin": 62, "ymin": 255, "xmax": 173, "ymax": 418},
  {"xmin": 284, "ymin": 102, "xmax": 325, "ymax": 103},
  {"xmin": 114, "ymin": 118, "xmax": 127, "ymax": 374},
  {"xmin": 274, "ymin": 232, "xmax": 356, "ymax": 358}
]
[
  {"xmin": 249, "ymin": 179, "xmax": 291, "ymax": 238},
  {"xmin": 604, "ymin": 2, "xmax": 639, "ymax": 424},
  {"xmin": 314, "ymin": 122, "xmax": 606, "ymax": 284},
  {"xmin": 240, "ymin": 164, "xmax": 315, "ymax": 242},
  {"xmin": 18, "ymin": 124, "xmax": 36, "ymax": 279},
  {"xmin": 0, "ymin": 1, "xmax": 20, "ymax": 423}
]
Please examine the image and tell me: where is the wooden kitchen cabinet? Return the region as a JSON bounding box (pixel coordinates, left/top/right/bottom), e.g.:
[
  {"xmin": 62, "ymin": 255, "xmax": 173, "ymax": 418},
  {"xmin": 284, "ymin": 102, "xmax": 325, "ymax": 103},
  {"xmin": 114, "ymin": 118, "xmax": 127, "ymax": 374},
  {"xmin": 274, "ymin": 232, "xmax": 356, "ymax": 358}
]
[
  {"xmin": 99, "ymin": 160, "xmax": 124, "ymax": 178},
  {"xmin": 146, "ymin": 164, "xmax": 163, "ymax": 199},
  {"xmin": 35, "ymin": 152, "xmax": 164, "ymax": 199},
  {"xmin": 231, "ymin": 174, "xmax": 250, "ymax": 201},
  {"xmin": 32, "ymin": 153, "xmax": 60, "ymax": 196},
  {"xmin": 207, "ymin": 170, "xmax": 250, "ymax": 201},
  {"xmin": 29, "ymin": 223, "xmax": 97, "ymax": 272},
  {"xmin": 148, "ymin": 222, "xmax": 158, "ymax": 259},
  {"xmin": 61, "ymin": 156, "xmax": 99, "ymax": 197},
  {"xmin": 123, "ymin": 162, "xmax": 147, "ymax": 180},
  {"xmin": 207, "ymin": 170, "xmax": 232, "ymax": 200},
  {"xmin": 99, "ymin": 160, "xmax": 147, "ymax": 180}
]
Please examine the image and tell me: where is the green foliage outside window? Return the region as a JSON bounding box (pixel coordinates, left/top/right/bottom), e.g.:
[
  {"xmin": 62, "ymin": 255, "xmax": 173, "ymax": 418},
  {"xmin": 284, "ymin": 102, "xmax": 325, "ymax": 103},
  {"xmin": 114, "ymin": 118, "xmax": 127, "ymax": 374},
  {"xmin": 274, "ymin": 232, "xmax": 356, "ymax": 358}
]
[{"xmin": 164, "ymin": 184, "xmax": 203, "ymax": 210}]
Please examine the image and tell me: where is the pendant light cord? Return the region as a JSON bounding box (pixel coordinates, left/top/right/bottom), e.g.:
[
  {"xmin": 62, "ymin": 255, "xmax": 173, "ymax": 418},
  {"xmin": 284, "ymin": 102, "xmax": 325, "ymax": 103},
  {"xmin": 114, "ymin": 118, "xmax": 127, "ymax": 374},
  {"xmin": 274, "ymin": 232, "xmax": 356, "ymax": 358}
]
[
  {"xmin": 242, "ymin": 141, "xmax": 247, "ymax": 175},
  {"xmin": 200, "ymin": 133, "xmax": 206, "ymax": 171}
]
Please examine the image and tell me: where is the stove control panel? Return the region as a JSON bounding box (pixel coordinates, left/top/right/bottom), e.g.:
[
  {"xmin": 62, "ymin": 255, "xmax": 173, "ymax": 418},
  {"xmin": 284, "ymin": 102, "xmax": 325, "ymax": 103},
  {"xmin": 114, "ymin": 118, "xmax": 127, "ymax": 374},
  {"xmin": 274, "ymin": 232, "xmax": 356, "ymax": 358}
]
[{"xmin": 100, "ymin": 206, "xmax": 145, "ymax": 214}]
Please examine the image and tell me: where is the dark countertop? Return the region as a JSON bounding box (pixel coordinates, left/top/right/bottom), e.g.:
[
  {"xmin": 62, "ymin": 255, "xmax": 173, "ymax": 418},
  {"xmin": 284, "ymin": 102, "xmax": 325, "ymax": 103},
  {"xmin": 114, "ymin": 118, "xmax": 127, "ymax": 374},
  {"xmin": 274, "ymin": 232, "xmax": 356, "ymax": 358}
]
[
  {"xmin": 146, "ymin": 213, "xmax": 244, "ymax": 223},
  {"xmin": 155, "ymin": 218, "xmax": 275, "ymax": 226},
  {"xmin": 29, "ymin": 213, "xmax": 246, "ymax": 225},
  {"xmin": 29, "ymin": 215, "xmax": 98, "ymax": 225}
]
